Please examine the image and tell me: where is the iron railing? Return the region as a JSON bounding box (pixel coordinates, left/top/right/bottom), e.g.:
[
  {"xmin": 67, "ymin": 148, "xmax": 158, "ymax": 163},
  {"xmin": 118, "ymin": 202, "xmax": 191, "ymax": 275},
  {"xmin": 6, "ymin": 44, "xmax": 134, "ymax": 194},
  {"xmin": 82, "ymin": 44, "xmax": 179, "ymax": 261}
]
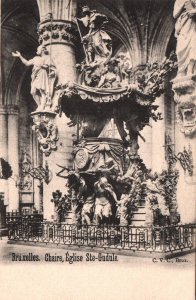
[
  {"xmin": 6, "ymin": 212, "xmax": 43, "ymax": 223},
  {"xmin": 6, "ymin": 218, "xmax": 196, "ymax": 253}
]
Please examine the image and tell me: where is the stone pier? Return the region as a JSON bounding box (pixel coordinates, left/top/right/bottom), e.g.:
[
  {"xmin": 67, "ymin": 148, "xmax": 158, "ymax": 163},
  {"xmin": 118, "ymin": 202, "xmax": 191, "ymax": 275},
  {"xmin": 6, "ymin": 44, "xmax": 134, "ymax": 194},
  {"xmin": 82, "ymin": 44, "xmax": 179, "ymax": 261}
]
[{"xmin": 35, "ymin": 0, "xmax": 78, "ymax": 220}]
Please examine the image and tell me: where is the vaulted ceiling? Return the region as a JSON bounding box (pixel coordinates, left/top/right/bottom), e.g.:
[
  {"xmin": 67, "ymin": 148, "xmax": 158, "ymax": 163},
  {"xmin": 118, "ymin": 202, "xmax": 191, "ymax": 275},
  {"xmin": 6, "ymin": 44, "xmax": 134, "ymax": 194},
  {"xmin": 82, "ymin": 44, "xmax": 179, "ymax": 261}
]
[
  {"xmin": 1, "ymin": 0, "xmax": 39, "ymax": 105},
  {"xmin": 84, "ymin": 0, "xmax": 175, "ymax": 63}
]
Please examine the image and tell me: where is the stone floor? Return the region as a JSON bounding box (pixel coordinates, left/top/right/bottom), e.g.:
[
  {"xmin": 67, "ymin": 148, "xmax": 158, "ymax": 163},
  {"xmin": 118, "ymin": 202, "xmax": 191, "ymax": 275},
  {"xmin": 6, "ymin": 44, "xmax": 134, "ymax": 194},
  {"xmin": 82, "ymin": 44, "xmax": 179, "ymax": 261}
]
[{"xmin": 0, "ymin": 237, "xmax": 195, "ymax": 300}]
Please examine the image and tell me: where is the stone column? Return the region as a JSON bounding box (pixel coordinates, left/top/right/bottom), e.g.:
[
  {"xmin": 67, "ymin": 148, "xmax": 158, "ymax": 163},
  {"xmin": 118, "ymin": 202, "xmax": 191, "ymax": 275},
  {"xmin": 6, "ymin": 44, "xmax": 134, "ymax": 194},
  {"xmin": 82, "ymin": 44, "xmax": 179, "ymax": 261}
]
[
  {"xmin": 7, "ymin": 106, "xmax": 19, "ymax": 212},
  {"xmin": 151, "ymin": 95, "xmax": 167, "ymax": 173},
  {"xmin": 35, "ymin": 0, "xmax": 77, "ymax": 220},
  {"xmin": 37, "ymin": 1, "xmax": 77, "ymax": 77},
  {"xmin": 0, "ymin": 106, "xmax": 9, "ymax": 206}
]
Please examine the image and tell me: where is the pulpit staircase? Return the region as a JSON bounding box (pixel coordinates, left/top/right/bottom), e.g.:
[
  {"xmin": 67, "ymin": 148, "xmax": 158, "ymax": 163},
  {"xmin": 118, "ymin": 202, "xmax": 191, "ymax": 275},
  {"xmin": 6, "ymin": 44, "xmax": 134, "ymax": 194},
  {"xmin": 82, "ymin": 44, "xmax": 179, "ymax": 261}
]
[{"xmin": 130, "ymin": 199, "xmax": 146, "ymax": 226}]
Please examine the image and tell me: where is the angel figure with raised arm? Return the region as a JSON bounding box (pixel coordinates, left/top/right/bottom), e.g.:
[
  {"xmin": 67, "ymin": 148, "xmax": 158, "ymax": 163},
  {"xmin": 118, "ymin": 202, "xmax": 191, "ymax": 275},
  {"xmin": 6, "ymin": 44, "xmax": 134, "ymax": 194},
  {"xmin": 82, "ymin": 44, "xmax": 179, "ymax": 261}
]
[
  {"xmin": 173, "ymin": 0, "xmax": 196, "ymax": 76},
  {"xmin": 12, "ymin": 45, "xmax": 56, "ymax": 111}
]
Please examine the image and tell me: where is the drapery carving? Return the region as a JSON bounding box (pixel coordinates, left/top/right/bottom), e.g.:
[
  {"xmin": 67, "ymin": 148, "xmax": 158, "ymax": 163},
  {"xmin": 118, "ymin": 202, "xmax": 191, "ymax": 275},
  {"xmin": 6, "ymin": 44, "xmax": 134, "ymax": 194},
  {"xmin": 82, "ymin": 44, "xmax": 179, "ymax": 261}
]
[
  {"xmin": 173, "ymin": 0, "xmax": 196, "ymax": 77},
  {"xmin": 73, "ymin": 138, "xmax": 124, "ymax": 173}
]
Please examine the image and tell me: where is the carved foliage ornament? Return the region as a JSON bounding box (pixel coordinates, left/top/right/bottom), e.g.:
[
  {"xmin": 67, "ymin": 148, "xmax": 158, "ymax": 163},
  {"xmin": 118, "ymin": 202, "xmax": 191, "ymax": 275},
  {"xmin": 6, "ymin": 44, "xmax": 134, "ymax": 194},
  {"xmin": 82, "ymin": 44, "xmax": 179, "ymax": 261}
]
[
  {"xmin": 51, "ymin": 190, "xmax": 71, "ymax": 222},
  {"xmin": 31, "ymin": 113, "xmax": 58, "ymax": 156},
  {"xmin": 19, "ymin": 152, "xmax": 52, "ymax": 187},
  {"xmin": 38, "ymin": 20, "xmax": 78, "ymax": 46},
  {"xmin": 165, "ymin": 136, "xmax": 194, "ymax": 176}
]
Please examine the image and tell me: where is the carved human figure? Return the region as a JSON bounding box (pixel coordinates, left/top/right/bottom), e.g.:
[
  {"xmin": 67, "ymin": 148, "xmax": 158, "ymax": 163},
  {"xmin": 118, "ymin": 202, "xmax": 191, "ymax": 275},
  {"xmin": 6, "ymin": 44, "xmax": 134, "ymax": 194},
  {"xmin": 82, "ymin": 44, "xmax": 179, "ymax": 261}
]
[
  {"xmin": 144, "ymin": 173, "xmax": 170, "ymax": 225},
  {"xmin": 80, "ymin": 178, "xmax": 95, "ymax": 225},
  {"xmin": 94, "ymin": 176, "xmax": 118, "ymax": 225},
  {"xmin": 78, "ymin": 6, "xmax": 112, "ymax": 65},
  {"xmin": 117, "ymin": 183, "xmax": 133, "ymax": 226},
  {"xmin": 98, "ymin": 59, "xmax": 121, "ymax": 88},
  {"xmin": 153, "ymin": 176, "xmax": 170, "ymax": 217},
  {"xmin": 117, "ymin": 52, "xmax": 132, "ymax": 85},
  {"xmin": 51, "ymin": 190, "xmax": 65, "ymax": 223},
  {"xmin": 173, "ymin": 0, "xmax": 196, "ymax": 76},
  {"xmin": 82, "ymin": 194, "xmax": 95, "ymax": 225},
  {"xmin": 98, "ymin": 158, "xmax": 122, "ymax": 181},
  {"xmin": 12, "ymin": 45, "xmax": 56, "ymax": 111},
  {"xmin": 66, "ymin": 172, "xmax": 83, "ymax": 224}
]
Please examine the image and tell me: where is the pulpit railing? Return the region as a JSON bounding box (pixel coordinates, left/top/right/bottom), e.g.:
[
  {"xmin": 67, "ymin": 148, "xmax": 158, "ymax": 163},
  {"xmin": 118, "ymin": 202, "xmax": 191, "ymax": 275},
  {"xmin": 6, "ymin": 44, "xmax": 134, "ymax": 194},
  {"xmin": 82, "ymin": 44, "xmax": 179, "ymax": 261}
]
[{"xmin": 6, "ymin": 218, "xmax": 196, "ymax": 254}]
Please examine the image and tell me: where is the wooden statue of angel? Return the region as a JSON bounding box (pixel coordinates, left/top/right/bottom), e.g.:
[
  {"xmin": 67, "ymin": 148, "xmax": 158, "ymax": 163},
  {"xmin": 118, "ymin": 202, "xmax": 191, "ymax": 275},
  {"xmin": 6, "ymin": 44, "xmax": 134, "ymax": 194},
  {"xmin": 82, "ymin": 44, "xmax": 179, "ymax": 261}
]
[{"xmin": 12, "ymin": 45, "xmax": 56, "ymax": 111}]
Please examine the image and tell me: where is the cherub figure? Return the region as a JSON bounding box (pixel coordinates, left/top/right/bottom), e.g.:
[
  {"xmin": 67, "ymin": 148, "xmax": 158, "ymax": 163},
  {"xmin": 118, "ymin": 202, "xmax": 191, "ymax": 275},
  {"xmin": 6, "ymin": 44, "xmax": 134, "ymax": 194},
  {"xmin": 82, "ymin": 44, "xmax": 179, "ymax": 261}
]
[{"xmin": 116, "ymin": 52, "xmax": 132, "ymax": 85}]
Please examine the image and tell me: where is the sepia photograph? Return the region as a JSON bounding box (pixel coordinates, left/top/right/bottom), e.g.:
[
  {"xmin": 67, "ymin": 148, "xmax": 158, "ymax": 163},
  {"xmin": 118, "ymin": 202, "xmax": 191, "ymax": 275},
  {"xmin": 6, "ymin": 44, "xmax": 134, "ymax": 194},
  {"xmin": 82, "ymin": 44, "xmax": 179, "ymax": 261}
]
[{"xmin": 0, "ymin": 0, "xmax": 195, "ymax": 299}]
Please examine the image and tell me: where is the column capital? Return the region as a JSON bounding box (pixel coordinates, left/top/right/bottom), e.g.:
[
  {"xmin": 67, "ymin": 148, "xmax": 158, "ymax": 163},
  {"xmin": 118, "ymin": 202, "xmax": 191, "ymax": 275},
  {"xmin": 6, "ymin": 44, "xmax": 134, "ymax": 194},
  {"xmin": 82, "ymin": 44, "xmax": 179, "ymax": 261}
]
[
  {"xmin": 7, "ymin": 105, "xmax": 19, "ymax": 115},
  {"xmin": 38, "ymin": 20, "xmax": 78, "ymax": 47},
  {"xmin": 0, "ymin": 106, "xmax": 8, "ymax": 115}
]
